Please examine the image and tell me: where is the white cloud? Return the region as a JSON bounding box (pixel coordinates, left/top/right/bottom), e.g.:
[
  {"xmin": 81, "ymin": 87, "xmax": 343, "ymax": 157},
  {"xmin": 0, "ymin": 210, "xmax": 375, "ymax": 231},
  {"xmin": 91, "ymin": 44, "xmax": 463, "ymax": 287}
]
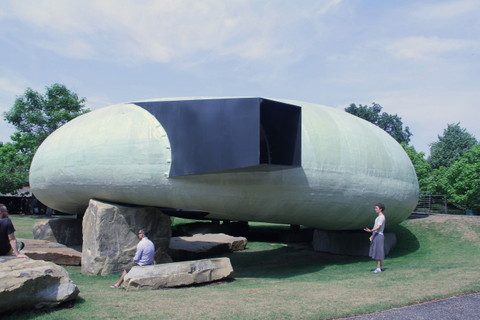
[
  {"xmin": 412, "ymin": 0, "xmax": 480, "ymax": 20},
  {"xmin": 36, "ymin": 39, "xmax": 96, "ymax": 59},
  {"xmin": 387, "ymin": 36, "xmax": 474, "ymax": 61},
  {"xmin": 316, "ymin": 0, "xmax": 343, "ymax": 15},
  {"xmin": 2, "ymin": 0, "xmax": 341, "ymax": 65}
]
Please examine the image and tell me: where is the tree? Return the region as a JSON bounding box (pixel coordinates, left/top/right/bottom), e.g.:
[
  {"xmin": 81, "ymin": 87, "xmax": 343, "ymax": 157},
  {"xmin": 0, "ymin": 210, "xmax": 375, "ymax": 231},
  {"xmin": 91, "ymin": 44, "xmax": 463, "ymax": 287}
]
[
  {"xmin": 428, "ymin": 123, "xmax": 477, "ymax": 169},
  {"xmin": 1, "ymin": 84, "xmax": 89, "ymax": 193},
  {"xmin": 402, "ymin": 143, "xmax": 431, "ymax": 193},
  {"xmin": 0, "ymin": 143, "xmax": 29, "ymax": 194},
  {"xmin": 423, "ymin": 166, "xmax": 448, "ymax": 196},
  {"xmin": 4, "ymin": 84, "xmax": 89, "ymax": 157},
  {"xmin": 443, "ymin": 145, "xmax": 480, "ymax": 210},
  {"xmin": 345, "ymin": 103, "xmax": 412, "ymax": 144}
]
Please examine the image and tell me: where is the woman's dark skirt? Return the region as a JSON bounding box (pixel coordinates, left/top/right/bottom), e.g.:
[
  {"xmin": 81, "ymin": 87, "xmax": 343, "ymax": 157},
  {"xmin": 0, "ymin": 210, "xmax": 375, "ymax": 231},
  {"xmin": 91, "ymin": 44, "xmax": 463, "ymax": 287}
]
[{"xmin": 369, "ymin": 233, "xmax": 385, "ymax": 260}]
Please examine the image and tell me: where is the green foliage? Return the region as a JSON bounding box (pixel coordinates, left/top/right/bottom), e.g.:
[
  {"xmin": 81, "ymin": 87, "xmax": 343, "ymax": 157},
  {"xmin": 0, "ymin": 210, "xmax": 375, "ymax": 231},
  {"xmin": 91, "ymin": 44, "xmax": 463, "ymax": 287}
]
[
  {"xmin": 443, "ymin": 145, "xmax": 480, "ymax": 210},
  {"xmin": 345, "ymin": 102, "xmax": 382, "ymax": 123},
  {"xmin": 424, "ymin": 166, "xmax": 448, "ymax": 196},
  {"xmin": 0, "ymin": 142, "xmax": 30, "ymax": 194},
  {"xmin": 402, "ymin": 143, "xmax": 431, "ymax": 192},
  {"xmin": 345, "ymin": 102, "xmax": 412, "ymax": 144},
  {"xmin": 1, "ymin": 83, "xmax": 89, "ymax": 193},
  {"xmin": 423, "ymin": 145, "xmax": 480, "ymax": 210},
  {"xmin": 429, "ymin": 123, "xmax": 477, "ymax": 169}
]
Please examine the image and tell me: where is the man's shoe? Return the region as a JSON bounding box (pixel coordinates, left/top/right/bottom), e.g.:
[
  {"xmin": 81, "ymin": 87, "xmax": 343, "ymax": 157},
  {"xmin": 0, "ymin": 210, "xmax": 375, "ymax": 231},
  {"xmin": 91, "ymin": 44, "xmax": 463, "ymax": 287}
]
[{"xmin": 373, "ymin": 268, "xmax": 382, "ymax": 274}]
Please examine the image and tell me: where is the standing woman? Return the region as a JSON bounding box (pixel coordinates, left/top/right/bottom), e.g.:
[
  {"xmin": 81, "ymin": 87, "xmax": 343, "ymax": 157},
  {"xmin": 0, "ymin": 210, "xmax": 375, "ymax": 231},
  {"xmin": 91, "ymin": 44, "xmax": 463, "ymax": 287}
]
[{"xmin": 364, "ymin": 203, "xmax": 386, "ymax": 273}]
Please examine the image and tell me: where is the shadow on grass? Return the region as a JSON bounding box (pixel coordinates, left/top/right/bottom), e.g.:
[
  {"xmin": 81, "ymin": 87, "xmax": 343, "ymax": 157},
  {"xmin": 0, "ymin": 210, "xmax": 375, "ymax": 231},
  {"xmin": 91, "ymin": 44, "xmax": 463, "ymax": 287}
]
[
  {"xmin": 222, "ymin": 224, "xmax": 420, "ymax": 279},
  {"xmin": 226, "ymin": 245, "xmax": 363, "ymax": 279},
  {"xmin": 2, "ymin": 297, "xmax": 86, "ymax": 320},
  {"xmin": 388, "ymin": 224, "xmax": 420, "ymax": 258}
]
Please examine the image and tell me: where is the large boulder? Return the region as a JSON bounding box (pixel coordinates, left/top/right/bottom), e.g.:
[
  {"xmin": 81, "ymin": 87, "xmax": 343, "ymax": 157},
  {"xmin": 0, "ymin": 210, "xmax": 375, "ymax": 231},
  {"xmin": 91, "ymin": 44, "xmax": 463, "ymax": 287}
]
[
  {"xmin": 33, "ymin": 217, "xmax": 83, "ymax": 246},
  {"xmin": 82, "ymin": 199, "xmax": 171, "ymax": 275},
  {"xmin": 312, "ymin": 230, "xmax": 397, "ymax": 257},
  {"xmin": 169, "ymin": 233, "xmax": 247, "ymax": 261},
  {"xmin": 21, "ymin": 239, "xmax": 81, "ymax": 266},
  {"xmin": 123, "ymin": 257, "xmax": 233, "ymax": 290},
  {"xmin": 0, "ymin": 256, "xmax": 79, "ymax": 313}
]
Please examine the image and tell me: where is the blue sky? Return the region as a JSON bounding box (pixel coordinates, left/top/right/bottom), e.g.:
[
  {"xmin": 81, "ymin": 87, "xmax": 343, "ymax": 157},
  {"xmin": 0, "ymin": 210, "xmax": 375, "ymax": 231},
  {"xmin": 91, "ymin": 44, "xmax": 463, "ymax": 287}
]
[{"xmin": 0, "ymin": 0, "xmax": 479, "ymax": 154}]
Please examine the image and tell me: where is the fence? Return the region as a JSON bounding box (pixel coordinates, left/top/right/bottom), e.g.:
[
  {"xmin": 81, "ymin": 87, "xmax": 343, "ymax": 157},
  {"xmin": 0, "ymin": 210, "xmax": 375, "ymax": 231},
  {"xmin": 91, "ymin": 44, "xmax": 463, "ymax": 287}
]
[{"xmin": 414, "ymin": 194, "xmax": 448, "ymax": 214}]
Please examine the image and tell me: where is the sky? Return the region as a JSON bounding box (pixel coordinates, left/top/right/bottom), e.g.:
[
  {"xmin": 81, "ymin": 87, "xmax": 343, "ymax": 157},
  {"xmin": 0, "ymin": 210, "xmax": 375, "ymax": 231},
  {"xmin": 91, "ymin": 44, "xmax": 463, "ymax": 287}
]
[{"xmin": 0, "ymin": 0, "xmax": 479, "ymax": 154}]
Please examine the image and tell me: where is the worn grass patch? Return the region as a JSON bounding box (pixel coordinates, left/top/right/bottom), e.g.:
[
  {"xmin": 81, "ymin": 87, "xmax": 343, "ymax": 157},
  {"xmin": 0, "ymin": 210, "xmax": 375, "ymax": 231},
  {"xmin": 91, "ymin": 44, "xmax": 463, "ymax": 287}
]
[{"xmin": 4, "ymin": 214, "xmax": 480, "ymax": 320}]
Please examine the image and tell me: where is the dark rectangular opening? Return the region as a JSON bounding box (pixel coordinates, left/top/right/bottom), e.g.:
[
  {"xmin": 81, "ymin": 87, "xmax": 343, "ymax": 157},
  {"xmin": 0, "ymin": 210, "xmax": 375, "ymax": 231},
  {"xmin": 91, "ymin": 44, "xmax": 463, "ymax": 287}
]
[{"xmin": 260, "ymin": 99, "xmax": 301, "ymax": 166}]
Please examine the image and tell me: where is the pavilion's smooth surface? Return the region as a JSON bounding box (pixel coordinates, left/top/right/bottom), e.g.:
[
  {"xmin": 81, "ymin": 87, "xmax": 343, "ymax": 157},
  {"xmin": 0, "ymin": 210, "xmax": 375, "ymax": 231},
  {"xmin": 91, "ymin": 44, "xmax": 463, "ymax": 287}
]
[{"xmin": 29, "ymin": 98, "xmax": 419, "ymax": 230}]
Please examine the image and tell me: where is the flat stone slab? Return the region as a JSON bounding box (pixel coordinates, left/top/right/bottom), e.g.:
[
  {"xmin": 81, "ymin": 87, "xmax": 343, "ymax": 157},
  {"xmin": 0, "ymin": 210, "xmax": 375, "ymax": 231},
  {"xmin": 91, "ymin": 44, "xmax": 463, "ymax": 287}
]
[
  {"xmin": 176, "ymin": 222, "xmax": 228, "ymax": 236},
  {"xmin": 123, "ymin": 257, "xmax": 233, "ymax": 290},
  {"xmin": 312, "ymin": 230, "xmax": 397, "ymax": 257},
  {"xmin": 169, "ymin": 233, "xmax": 247, "ymax": 260},
  {"xmin": 0, "ymin": 256, "xmax": 79, "ymax": 313},
  {"xmin": 20, "ymin": 239, "xmax": 82, "ymax": 266}
]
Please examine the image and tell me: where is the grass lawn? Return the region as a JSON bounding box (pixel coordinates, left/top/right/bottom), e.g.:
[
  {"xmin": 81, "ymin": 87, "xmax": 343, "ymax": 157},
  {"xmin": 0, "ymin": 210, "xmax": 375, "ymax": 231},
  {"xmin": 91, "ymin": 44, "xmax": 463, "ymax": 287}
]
[{"xmin": 5, "ymin": 214, "xmax": 480, "ymax": 320}]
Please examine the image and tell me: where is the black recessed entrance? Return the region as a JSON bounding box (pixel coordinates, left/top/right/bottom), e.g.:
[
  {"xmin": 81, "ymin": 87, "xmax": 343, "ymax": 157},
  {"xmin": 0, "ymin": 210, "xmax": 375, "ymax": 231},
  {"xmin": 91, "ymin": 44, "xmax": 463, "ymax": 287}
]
[{"xmin": 133, "ymin": 98, "xmax": 301, "ymax": 177}]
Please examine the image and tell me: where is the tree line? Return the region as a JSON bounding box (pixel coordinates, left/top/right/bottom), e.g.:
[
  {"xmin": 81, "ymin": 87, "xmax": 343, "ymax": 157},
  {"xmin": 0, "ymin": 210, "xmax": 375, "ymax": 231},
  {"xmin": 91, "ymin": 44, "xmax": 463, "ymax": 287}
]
[
  {"xmin": 346, "ymin": 103, "xmax": 479, "ymax": 212},
  {"xmin": 1, "ymin": 85, "xmax": 478, "ymax": 212}
]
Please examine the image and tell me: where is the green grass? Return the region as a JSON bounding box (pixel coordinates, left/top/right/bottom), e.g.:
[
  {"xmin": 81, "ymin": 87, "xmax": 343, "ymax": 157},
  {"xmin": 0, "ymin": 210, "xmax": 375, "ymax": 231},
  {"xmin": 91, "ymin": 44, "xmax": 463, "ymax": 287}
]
[
  {"xmin": 10, "ymin": 215, "xmax": 49, "ymax": 239},
  {"xmin": 5, "ymin": 214, "xmax": 480, "ymax": 320}
]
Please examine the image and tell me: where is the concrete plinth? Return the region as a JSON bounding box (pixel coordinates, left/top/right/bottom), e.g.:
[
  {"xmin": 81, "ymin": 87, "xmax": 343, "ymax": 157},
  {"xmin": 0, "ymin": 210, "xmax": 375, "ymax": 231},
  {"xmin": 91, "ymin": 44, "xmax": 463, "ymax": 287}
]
[
  {"xmin": 312, "ymin": 230, "xmax": 397, "ymax": 257},
  {"xmin": 81, "ymin": 199, "xmax": 171, "ymax": 275}
]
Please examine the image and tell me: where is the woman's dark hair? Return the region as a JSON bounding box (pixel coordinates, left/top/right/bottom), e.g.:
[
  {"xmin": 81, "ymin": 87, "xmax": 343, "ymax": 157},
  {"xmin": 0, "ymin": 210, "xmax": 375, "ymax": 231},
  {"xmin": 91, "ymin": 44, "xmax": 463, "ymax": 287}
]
[{"xmin": 375, "ymin": 203, "xmax": 385, "ymax": 212}]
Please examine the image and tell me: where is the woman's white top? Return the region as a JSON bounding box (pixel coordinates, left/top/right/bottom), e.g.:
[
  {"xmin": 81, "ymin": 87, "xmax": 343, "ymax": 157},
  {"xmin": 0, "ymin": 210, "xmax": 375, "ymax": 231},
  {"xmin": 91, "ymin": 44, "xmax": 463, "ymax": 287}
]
[{"xmin": 374, "ymin": 214, "xmax": 385, "ymax": 234}]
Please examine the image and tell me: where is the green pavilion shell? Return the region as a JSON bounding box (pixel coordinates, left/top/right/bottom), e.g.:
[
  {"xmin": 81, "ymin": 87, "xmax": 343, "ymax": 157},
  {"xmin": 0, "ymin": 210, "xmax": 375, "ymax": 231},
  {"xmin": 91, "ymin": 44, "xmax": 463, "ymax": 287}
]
[{"xmin": 29, "ymin": 98, "xmax": 419, "ymax": 230}]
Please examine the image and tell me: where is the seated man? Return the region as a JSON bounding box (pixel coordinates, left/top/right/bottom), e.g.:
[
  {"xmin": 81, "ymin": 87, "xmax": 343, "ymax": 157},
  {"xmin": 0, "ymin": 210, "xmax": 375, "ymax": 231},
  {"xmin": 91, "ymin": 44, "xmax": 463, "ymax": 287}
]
[
  {"xmin": 0, "ymin": 204, "xmax": 27, "ymax": 258},
  {"xmin": 111, "ymin": 228, "xmax": 155, "ymax": 288}
]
